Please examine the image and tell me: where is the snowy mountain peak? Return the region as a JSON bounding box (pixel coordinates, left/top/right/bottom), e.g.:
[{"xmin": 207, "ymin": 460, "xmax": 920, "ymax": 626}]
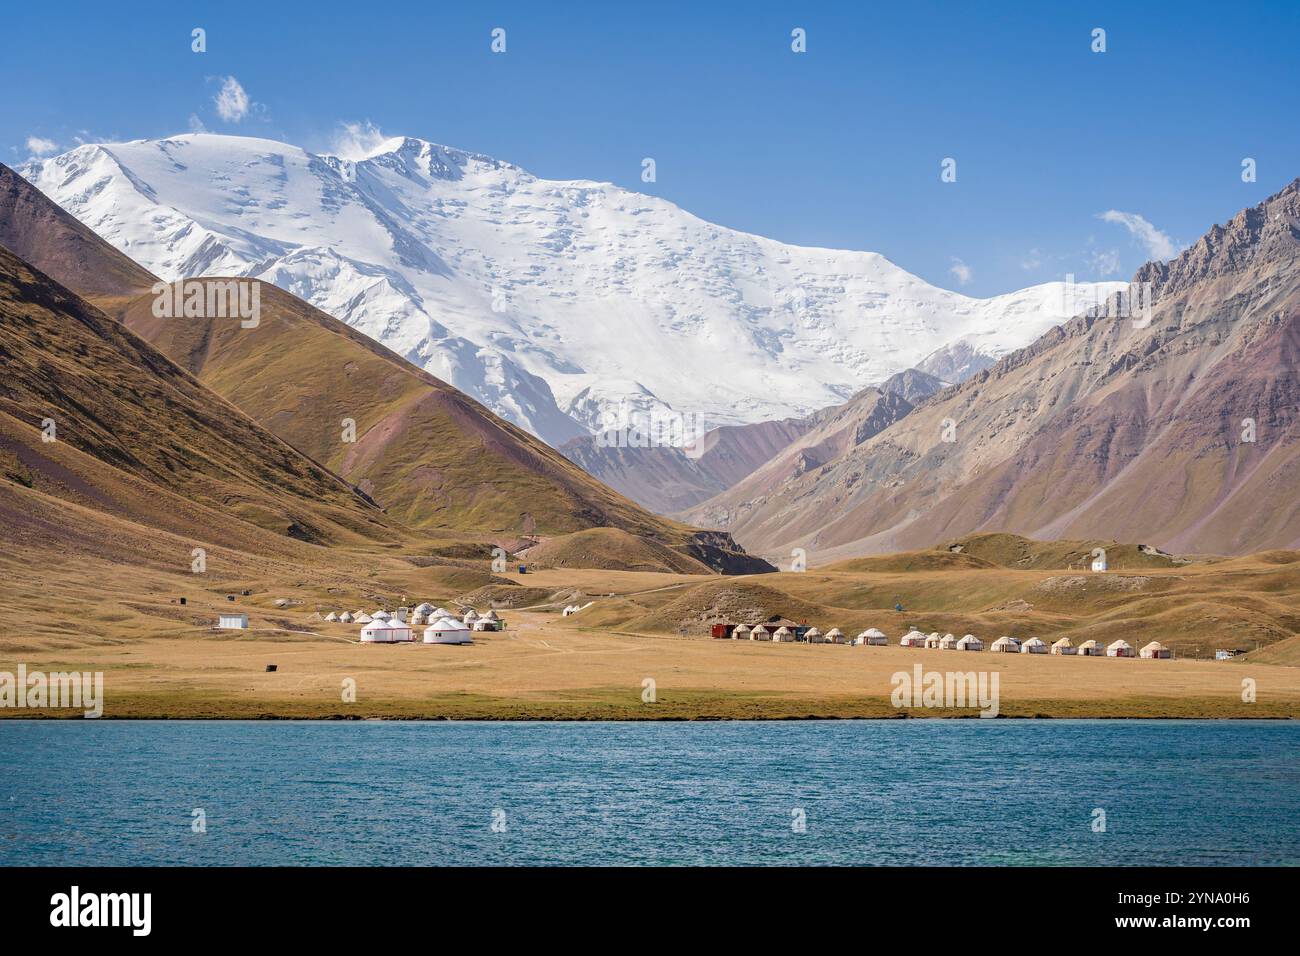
[{"xmin": 20, "ymin": 132, "xmax": 1125, "ymax": 447}]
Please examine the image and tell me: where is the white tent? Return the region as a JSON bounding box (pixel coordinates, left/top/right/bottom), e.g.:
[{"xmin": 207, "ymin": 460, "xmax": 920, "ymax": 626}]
[
  {"xmin": 1107, "ymin": 639, "xmax": 1134, "ymax": 658},
  {"xmin": 924, "ymin": 633, "xmax": 942, "ymax": 649},
  {"xmin": 805, "ymin": 627, "xmax": 825, "ymax": 644},
  {"xmin": 338, "ymin": 611, "xmax": 354, "ymax": 624},
  {"xmin": 732, "ymin": 624, "xmax": 751, "ymax": 640},
  {"xmin": 411, "ymin": 612, "xmax": 429, "ymax": 626},
  {"xmin": 360, "ymin": 619, "xmax": 398, "ymax": 643},
  {"xmin": 1020, "ymin": 637, "xmax": 1048, "ymax": 654},
  {"xmin": 463, "ymin": 609, "xmax": 480, "ymax": 624},
  {"xmin": 990, "ymin": 636, "xmax": 1019, "ymax": 653},
  {"xmin": 939, "ymin": 634, "xmax": 958, "ymax": 650},
  {"xmin": 772, "ymin": 626, "xmax": 794, "ymax": 643},
  {"xmin": 1140, "ymin": 641, "xmax": 1172, "ymax": 659},
  {"xmin": 825, "ymin": 628, "xmax": 845, "ymax": 644},
  {"xmin": 372, "ymin": 610, "xmax": 391, "ymax": 621},
  {"xmin": 1077, "ymin": 639, "xmax": 1104, "ymax": 657},
  {"xmin": 859, "ymin": 628, "xmax": 888, "ymax": 646},
  {"xmin": 388, "ymin": 619, "xmax": 414, "ymax": 642},
  {"xmin": 355, "ymin": 612, "xmax": 373, "ymax": 624},
  {"xmin": 482, "ymin": 609, "xmax": 501, "ymax": 622},
  {"xmin": 956, "ymin": 634, "xmax": 983, "ymax": 651},
  {"xmin": 414, "ymin": 602, "xmax": 436, "ymax": 616},
  {"xmin": 899, "ymin": 631, "xmax": 926, "ymax": 648},
  {"xmin": 750, "ymin": 625, "xmax": 771, "ymax": 641},
  {"xmin": 324, "ymin": 612, "xmax": 338, "ymax": 622},
  {"xmin": 432, "ymin": 607, "xmax": 452, "ymax": 619},
  {"xmin": 1051, "ymin": 637, "xmax": 1076, "ymax": 655},
  {"xmin": 424, "ymin": 617, "xmax": 473, "ymax": 645}
]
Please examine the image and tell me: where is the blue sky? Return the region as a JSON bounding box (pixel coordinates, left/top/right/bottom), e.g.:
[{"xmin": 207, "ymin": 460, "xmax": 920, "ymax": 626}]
[{"xmin": 4, "ymin": 0, "xmax": 1298, "ymax": 296}]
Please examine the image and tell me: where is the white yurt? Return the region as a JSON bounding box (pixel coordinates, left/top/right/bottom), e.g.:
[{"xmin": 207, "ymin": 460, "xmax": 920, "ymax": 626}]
[
  {"xmin": 432, "ymin": 607, "xmax": 452, "ymax": 619},
  {"xmin": 411, "ymin": 612, "xmax": 429, "ymax": 627},
  {"xmin": 956, "ymin": 634, "xmax": 983, "ymax": 651},
  {"xmin": 338, "ymin": 611, "xmax": 354, "ymax": 624},
  {"xmin": 387, "ymin": 619, "xmax": 414, "ymax": 642},
  {"xmin": 939, "ymin": 634, "xmax": 958, "ymax": 650},
  {"xmin": 463, "ymin": 609, "xmax": 480, "ymax": 625},
  {"xmin": 1140, "ymin": 641, "xmax": 1172, "ymax": 659},
  {"xmin": 424, "ymin": 617, "xmax": 473, "ymax": 645},
  {"xmin": 750, "ymin": 624, "xmax": 771, "ymax": 641},
  {"xmin": 825, "ymin": 628, "xmax": 845, "ymax": 644},
  {"xmin": 360, "ymin": 619, "xmax": 398, "ymax": 643},
  {"xmin": 772, "ymin": 626, "xmax": 794, "ymax": 643},
  {"xmin": 731, "ymin": 624, "xmax": 751, "ymax": 640},
  {"xmin": 922, "ymin": 633, "xmax": 941, "ymax": 649},
  {"xmin": 860, "ymin": 628, "xmax": 888, "ymax": 646},
  {"xmin": 324, "ymin": 612, "xmax": 338, "ymax": 622},
  {"xmin": 355, "ymin": 612, "xmax": 373, "ymax": 624},
  {"xmin": 414, "ymin": 602, "xmax": 436, "ymax": 617},
  {"xmin": 1107, "ymin": 639, "xmax": 1134, "ymax": 658},
  {"xmin": 990, "ymin": 636, "xmax": 1019, "ymax": 653},
  {"xmin": 1077, "ymin": 639, "xmax": 1104, "ymax": 657},
  {"xmin": 482, "ymin": 609, "xmax": 500, "ymax": 622},
  {"xmin": 1021, "ymin": 637, "xmax": 1048, "ymax": 654},
  {"xmin": 805, "ymin": 627, "xmax": 825, "ymax": 644},
  {"xmin": 372, "ymin": 610, "xmax": 391, "ymax": 621},
  {"xmin": 1051, "ymin": 637, "xmax": 1076, "ymax": 655},
  {"xmin": 899, "ymin": 631, "xmax": 926, "ymax": 648}
]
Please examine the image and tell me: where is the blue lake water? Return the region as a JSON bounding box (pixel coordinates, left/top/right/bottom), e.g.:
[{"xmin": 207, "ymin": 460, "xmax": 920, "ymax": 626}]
[{"xmin": 1, "ymin": 720, "xmax": 1296, "ymax": 866}]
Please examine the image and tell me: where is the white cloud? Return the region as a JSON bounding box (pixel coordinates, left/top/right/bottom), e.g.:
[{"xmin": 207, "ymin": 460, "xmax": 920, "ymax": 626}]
[
  {"xmin": 25, "ymin": 136, "xmax": 59, "ymax": 157},
  {"xmin": 188, "ymin": 113, "xmax": 207, "ymax": 133},
  {"xmin": 1098, "ymin": 210, "xmax": 1179, "ymax": 261},
  {"xmin": 1019, "ymin": 248, "xmax": 1042, "ymax": 271},
  {"xmin": 214, "ymin": 76, "xmax": 250, "ymax": 122},
  {"xmin": 1089, "ymin": 248, "xmax": 1122, "ymax": 276},
  {"xmin": 329, "ymin": 120, "xmax": 394, "ymax": 161},
  {"xmin": 948, "ymin": 257, "xmax": 973, "ymax": 286}
]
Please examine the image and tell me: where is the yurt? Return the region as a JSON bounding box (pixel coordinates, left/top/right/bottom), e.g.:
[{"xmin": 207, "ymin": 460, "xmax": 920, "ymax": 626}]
[
  {"xmin": 432, "ymin": 607, "xmax": 452, "ymax": 620},
  {"xmin": 562, "ymin": 605, "xmax": 577, "ymax": 617},
  {"xmin": 805, "ymin": 627, "xmax": 825, "ymax": 644},
  {"xmin": 360, "ymin": 619, "xmax": 398, "ymax": 643},
  {"xmin": 463, "ymin": 609, "xmax": 480, "ymax": 625},
  {"xmin": 990, "ymin": 636, "xmax": 1019, "ymax": 653},
  {"xmin": 324, "ymin": 612, "xmax": 338, "ymax": 623},
  {"xmin": 732, "ymin": 624, "xmax": 751, "ymax": 640},
  {"xmin": 339, "ymin": 611, "xmax": 354, "ymax": 624},
  {"xmin": 414, "ymin": 602, "xmax": 436, "ymax": 617},
  {"xmin": 825, "ymin": 628, "xmax": 845, "ymax": 644},
  {"xmin": 394, "ymin": 607, "xmax": 410, "ymax": 623},
  {"xmin": 373, "ymin": 610, "xmax": 391, "ymax": 621},
  {"xmin": 482, "ymin": 609, "xmax": 501, "ymax": 623},
  {"xmin": 956, "ymin": 634, "xmax": 983, "ymax": 651},
  {"xmin": 1106, "ymin": 639, "xmax": 1134, "ymax": 658},
  {"xmin": 772, "ymin": 626, "xmax": 794, "ymax": 643},
  {"xmin": 1140, "ymin": 641, "xmax": 1172, "ymax": 660},
  {"xmin": 424, "ymin": 617, "xmax": 473, "ymax": 645},
  {"xmin": 355, "ymin": 612, "xmax": 373, "ymax": 625},
  {"xmin": 387, "ymin": 618, "xmax": 415, "ymax": 642},
  {"xmin": 939, "ymin": 634, "xmax": 958, "ymax": 650},
  {"xmin": 411, "ymin": 612, "xmax": 429, "ymax": 627},
  {"xmin": 1021, "ymin": 637, "xmax": 1048, "ymax": 654},
  {"xmin": 1051, "ymin": 637, "xmax": 1076, "ymax": 656},
  {"xmin": 860, "ymin": 628, "xmax": 888, "ymax": 646},
  {"xmin": 1077, "ymin": 639, "xmax": 1104, "ymax": 657},
  {"xmin": 924, "ymin": 633, "xmax": 943, "ymax": 649},
  {"xmin": 750, "ymin": 624, "xmax": 771, "ymax": 641},
  {"xmin": 899, "ymin": 631, "xmax": 926, "ymax": 648}
]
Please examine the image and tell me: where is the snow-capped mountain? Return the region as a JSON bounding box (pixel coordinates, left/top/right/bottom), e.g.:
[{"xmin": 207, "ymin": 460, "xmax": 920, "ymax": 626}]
[{"xmin": 21, "ymin": 133, "xmax": 1124, "ymax": 446}]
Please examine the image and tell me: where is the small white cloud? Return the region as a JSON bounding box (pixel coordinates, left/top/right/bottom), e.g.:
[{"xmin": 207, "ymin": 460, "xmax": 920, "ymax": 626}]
[
  {"xmin": 214, "ymin": 76, "xmax": 250, "ymax": 122},
  {"xmin": 948, "ymin": 258, "xmax": 973, "ymax": 286},
  {"xmin": 1098, "ymin": 210, "xmax": 1179, "ymax": 261},
  {"xmin": 329, "ymin": 120, "xmax": 393, "ymax": 161},
  {"xmin": 1089, "ymin": 248, "xmax": 1122, "ymax": 276},
  {"xmin": 1019, "ymin": 248, "xmax": 1042, "ymax": 271},
  {"xmin": 25, "ymin": 136, "xmax": 59, "ymax": 157},
  {"xmin": 188, "ymin": 113, "xmax": 207, "ymax": 133}
]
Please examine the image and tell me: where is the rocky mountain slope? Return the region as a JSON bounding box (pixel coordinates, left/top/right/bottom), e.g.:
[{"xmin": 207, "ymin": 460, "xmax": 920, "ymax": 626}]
[
  {"xmin": 20, "ymin": 134, "xmax": 1124, "ymax": 446},
  {"xmin": 686, "ymin": 180, "xmax": 1300, "ymax": 561}
]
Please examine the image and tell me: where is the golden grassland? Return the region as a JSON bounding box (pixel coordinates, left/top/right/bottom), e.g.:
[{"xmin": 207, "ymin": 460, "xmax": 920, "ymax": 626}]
[{"xmin": 2, "ymin": 528, "xmax": 1298, "ymax": 719}]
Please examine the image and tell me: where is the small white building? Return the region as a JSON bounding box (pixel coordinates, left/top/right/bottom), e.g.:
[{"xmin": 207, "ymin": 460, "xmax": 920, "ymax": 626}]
[
  {"xmin": 750, "ymin": 625, "xmax": 771, "ymax": 641},
  {"xmin": 805, "ymin": 627, "xmax": 825, "ymax": 644},
  {"xmin": 1020, "ymin": 637, "xmax": 1049, "ymax": 654},
  {"xmin": 1106, "ymin": 639, "xmax": 1134, "ymax": 658},
  {"xmin": 217, "ymin": 612, "xmax": 248, "ymax": 630},
  {"xmin": 899, "ymin": 631, "xmax": 926, "ymax": 648},
  {"xmin": 825, "ymin": 628, "xmax": 846, "ymax": 644},
  {"xmin": 990, "ymin": 636, "xmax": 1020, "ymax": 653},
  {"xmin": 731, "ymin": 624, "xmax": 751, "ymax": 640},
  {"xmin": 1051, "ymin": 637, "xmax": 1076, "ymax": 655},
  {"xmin": 1139, "ymin": 641, "xmax": 1171, "ymax": 659},
  {"xmin": 394, "ymin": 607, "xmax": 410, "ymax": 623},
  {"xmin": 424, "ymin": 617, "xmax": 473, "ymax": 645},
  {"xmin": 1077, "ymin": 639, "xmax": 1104, "ymax": 657},
  {"xmin": 388, "ymin": 619, "xmax": 414, "ymax": 642},
  {"xmin": 939, "ymin": 634, "xmax": 958, "ymax": 650},
  {"xmin": 956, "ymin": 634, "xmax": 983, "ymax": 651},
  {"xmin": 924, "ymin": 633, "xmax": 943, "ymax": 649},
  {"xmin": 772, "ymin": 626, "xmax": 794, "ymax": 643},
  {"xmin": 360, "ymin": 619, "xmax": 398, "ymax": 643}
]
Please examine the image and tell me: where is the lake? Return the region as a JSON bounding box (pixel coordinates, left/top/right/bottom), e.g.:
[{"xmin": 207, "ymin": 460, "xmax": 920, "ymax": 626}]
[{"xmin": 1, "ymin": 720, "xmax": 1296, "ymax": 866}]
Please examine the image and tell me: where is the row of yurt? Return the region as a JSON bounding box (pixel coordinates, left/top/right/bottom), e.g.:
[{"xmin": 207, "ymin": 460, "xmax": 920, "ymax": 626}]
[{"xmin": 360, "ymin": 618, "xmax": 415, "ymax": 643}]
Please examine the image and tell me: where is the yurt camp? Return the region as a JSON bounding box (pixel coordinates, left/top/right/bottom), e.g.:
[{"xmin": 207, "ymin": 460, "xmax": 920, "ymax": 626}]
[
  {"xmin": 1107, "ymin": 639, "xmax": 1135, "ymax": 658},
  {"xmin": 939, "ymin": 634, "xmax": 958, "ymax": 650},
  {"xmin": 825, "ymin": 628, "xmax": 846, "ymax": 644},
  {"xmin": 1139, "ymin": 641, "xmax": 1172, "ymax": 659},
  {"xmin": 732, "ymin": 624, "xmax": 751, "ymax": 640},
  {"xmin": 858, "ymin": 628, "xmax": 888, "ymax": 646},
  {"xmin": 360, "ymin": 619, "xmax": 398, "ymax": 643},
  {"xmin": 899, "ymin": 631, "xmax": 926, "ymax": 648},
  {"xmin": 1021, "ymin": 637, "xmax": 1048, "ymax": 654},
  {"xmin": 990, "ymin": 636, "xmax": 1020, "ymax": 653},
  {"xmin": 772, "ymin": 626, "xmax": 794, "ymax": 643},
  {"xmin": 1051, "ymin": 637, "xmax": 1076, "ymax": 655},
  {"xmin": 1077, "ymin": 639, "xmax": 1104, "ymax": 657},
  {"xmin": 956, "ymin": 634, "xmax": 983, "ymax": 651},
  {"xmin": 424, "ymin": 617, "xmax": 473, "ymax": 645}
]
